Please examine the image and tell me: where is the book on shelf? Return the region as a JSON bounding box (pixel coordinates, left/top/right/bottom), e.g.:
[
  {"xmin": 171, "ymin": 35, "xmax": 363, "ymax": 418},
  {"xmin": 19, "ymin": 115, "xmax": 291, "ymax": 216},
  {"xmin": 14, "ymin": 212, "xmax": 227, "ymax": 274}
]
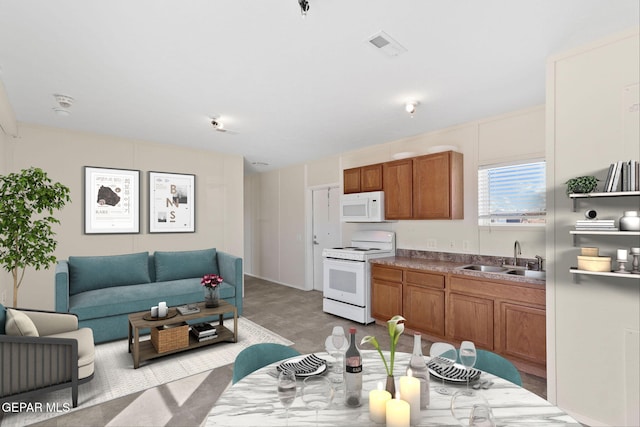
[
  {"xmin": 194, "ymin": 333, "xmax": 218, "ymax": 342},
  {"xmin": 176, "ymin": 304, "xmax": 200, "ymax": 315},
  {"xmin": 190, "ymin": 322, "xmax": 217, "ymax": 338},
  {"xmin": 603, "ymin": 160, "xmax": 639, "ymax": 192}
]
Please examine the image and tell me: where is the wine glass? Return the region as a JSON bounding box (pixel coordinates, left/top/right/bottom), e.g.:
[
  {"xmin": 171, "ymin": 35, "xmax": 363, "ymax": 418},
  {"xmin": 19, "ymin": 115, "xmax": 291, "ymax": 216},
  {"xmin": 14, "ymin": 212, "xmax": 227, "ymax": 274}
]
[
  {"xmin": 451, "ymin": 390, "xmax": 495, "ymax": 427},
  {"xmin": 459, "ymin": 341, "xmax": 477, "ymax": 395},
  {"xmin": 331, "ymin": 326, "xmax": 346, "ymax": 379},
  {"xmin": 277, "ymin": 370, "xmax": 297, "ymax": 425},
  {"xmin": 301, "ymin": 376, "xmax": 334, "ymax": 426},
  {"xmin": 429, "ymin": 342, "xmax": 457, "ymax": 395}
]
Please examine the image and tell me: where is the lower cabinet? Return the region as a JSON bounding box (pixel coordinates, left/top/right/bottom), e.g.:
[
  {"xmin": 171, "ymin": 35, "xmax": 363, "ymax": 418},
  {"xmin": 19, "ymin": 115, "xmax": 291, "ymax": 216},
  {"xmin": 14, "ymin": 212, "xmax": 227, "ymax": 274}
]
[
  {"xmin": 371, "ymin": 263, "xmax": 547, "ymax": 377},
  {"xmin": 447, "ymin": 292, "xmax": 494, "ymax": 350},
  {"xmin": 403, "ymin": 270, "xmax": 446, "ymax": 337},
  {"xmin": 371, "ymin": 265, "xmax": 403, "ymax": 321}
]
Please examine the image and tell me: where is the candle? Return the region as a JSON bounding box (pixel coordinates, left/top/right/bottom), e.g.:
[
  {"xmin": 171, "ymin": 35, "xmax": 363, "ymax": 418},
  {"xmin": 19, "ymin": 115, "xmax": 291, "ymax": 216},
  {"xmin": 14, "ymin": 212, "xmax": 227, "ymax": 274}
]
[
  {"xmin": 368, "ymin": 383, "xmax": 391, "ymax": 423},
  {"xmin": 158, "ymin": 302, "xmax": 167, "ymax": 317},
  {"xmin": 151, "ymin": 306, "xmax": 158, "ymax": 317},
  {"xmin": 386, "ymin": 394, "xmax": 410, "ymax": 427},
  {"xmin": 399, "ymin": 371, "xmax": 421, "ymax": 425},
  {"xmin": 631, "ymin": 247, "xmax": 640, "ymax": 254},
  {"xmin": 617, "ymin": 249, "xmax": 628, "ymax": 261}
]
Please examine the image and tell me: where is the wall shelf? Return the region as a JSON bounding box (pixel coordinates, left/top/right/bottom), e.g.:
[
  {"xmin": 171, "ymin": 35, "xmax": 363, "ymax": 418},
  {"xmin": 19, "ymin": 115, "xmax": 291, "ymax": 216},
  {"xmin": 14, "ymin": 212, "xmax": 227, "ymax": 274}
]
[
  {"xmin": 570, "ymin": 268, "xmax": 640, "ymax": 280},
  {"xmin": 569, "ymin": 191, "xmax": 640, "ymax": 211}
]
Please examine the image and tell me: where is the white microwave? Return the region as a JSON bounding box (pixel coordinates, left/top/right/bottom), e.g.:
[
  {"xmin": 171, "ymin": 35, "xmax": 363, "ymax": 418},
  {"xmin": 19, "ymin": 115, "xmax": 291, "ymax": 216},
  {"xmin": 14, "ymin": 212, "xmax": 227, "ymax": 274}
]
[{"xmin": 340, "ymin": 191, "xmax": 385, "ymax": 222}]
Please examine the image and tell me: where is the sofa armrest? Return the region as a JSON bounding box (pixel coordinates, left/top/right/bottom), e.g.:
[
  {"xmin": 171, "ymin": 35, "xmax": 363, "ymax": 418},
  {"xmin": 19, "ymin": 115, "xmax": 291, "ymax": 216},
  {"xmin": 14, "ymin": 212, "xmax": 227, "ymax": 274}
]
[
  {"xmin": 22, "ymin": 309, "xmax": 79, "ymax": 336},
  {"xmin": 0, "ymin": 334, "xmax": 79, "ymax": 403},
  {"xmin": 217, "ymin": 251, "xmax": 243, "ymax": 315},
  {"xmin": 55, "ymin": 261, "xmax": 70, "ymax": 312}
]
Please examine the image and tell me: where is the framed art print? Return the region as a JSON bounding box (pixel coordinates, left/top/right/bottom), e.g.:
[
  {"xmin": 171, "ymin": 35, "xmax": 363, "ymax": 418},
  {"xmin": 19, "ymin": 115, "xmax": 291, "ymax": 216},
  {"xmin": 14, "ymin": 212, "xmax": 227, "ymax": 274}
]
[
  {"xmin": 149, "ymin": 171, "xmax": 195, "ymax": 233},
  {"xmin": 84, "ymin": 166, "xmax": 140, "ymax": 234}
]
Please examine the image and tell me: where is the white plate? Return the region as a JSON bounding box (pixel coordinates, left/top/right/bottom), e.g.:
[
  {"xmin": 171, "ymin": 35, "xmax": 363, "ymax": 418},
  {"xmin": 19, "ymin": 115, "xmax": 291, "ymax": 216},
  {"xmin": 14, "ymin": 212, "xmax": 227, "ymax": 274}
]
[
  {"xmin": 277, "ymin": 354, "xmax": 328, "ymax": 378},
  {"xmin": 427, "ymin": 359, "xmax": 481, "ymax": 383},
  {"xmin": 324, "ymin": 335, "xmax": 348, "ymax": 352}
]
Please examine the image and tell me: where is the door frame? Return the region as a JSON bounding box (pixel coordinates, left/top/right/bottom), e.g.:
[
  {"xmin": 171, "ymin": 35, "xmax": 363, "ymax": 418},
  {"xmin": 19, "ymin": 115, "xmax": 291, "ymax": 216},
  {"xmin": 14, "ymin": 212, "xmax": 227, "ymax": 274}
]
[{"xmin": 305, "ymin": 183, "xmax": 341, "ymax": 291}]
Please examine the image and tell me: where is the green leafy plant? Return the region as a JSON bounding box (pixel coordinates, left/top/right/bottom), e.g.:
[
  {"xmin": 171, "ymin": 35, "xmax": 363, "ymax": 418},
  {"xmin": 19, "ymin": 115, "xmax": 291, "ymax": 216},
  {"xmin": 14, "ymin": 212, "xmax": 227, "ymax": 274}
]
[
  {"xmin": 0, "ymin": 167, "xmax": 71, "ymax": 307},
  {"xmin": 360, "ymin": 315, "xmax": 406, "ymax": 376},
  {"xmin": 565, "ymin": 176, "xmax": 599, "ymax": 195}
]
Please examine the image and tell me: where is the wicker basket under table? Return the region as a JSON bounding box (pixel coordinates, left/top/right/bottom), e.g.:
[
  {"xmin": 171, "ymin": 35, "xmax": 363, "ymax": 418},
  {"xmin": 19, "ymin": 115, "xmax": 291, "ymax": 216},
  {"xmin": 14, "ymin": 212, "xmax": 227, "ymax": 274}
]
[{"xmin": 151, "ymin": 322, "xmax": 189, "ymax": 353}]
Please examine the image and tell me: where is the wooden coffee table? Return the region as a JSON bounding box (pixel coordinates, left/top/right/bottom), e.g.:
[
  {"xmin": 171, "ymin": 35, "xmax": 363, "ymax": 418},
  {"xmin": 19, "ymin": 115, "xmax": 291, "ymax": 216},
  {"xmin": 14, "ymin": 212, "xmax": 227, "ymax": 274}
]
[{"xmin": 127, "ymin": 300, "xmax": 237, "ymax": 368}]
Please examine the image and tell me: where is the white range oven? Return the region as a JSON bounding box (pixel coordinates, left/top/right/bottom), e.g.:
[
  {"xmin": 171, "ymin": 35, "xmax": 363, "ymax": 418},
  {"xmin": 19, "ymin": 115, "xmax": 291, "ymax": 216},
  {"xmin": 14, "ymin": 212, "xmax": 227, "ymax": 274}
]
[{"xmin": 322, "ymin": 230, "xmax": 396, "ymax": 324}]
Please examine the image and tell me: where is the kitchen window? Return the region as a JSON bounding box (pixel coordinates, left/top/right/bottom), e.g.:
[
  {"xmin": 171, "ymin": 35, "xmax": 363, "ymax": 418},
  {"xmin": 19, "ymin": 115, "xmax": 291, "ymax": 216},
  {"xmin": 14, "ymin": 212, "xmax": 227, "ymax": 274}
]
[{"xmin": 478, "ymin": 160, "xmax": 546, "ymax": 226}]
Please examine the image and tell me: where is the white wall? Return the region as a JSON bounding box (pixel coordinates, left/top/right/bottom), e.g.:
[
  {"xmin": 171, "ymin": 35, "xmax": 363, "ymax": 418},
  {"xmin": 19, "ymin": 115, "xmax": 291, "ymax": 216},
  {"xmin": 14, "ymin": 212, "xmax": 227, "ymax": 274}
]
[
  {"xmin": 546, "ymin": 28, "xmax": 640, "ymax": 426},
  {"xmin": 0, "ymin": 123, "xmax": 244, "ymax": 310}
]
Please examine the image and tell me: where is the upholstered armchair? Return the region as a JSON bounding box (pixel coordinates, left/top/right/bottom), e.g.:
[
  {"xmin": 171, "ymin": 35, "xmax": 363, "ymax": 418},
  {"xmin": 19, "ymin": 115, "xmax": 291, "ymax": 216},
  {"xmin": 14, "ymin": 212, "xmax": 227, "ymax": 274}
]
[{"xmin": 0, "ymin": 304, "xmax": 95, "ymax": 408}]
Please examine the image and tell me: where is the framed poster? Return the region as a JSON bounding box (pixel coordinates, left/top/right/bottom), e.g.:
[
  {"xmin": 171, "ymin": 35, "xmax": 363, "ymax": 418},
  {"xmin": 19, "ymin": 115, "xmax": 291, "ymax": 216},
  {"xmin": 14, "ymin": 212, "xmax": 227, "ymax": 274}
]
[
  {"xmin": 84, "ymin": 166, "xmax": 140, "ymax": 234},
  {"xmin": 149, "ymin": 171, "xmax": 195, "ymax": 233}
]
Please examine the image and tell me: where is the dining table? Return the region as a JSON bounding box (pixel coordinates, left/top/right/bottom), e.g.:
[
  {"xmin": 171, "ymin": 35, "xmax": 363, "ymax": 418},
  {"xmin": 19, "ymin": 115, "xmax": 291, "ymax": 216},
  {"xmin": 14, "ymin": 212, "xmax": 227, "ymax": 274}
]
[{"xmin": 203, "ymin": 350, "xmax": 582, "ymax": 427}]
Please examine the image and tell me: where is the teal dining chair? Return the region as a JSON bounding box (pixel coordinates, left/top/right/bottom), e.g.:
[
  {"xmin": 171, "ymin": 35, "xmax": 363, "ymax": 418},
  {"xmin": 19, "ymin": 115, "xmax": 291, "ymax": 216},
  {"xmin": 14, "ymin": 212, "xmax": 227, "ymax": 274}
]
[
  {"xmin": 232, "ymin": 343, "xmax": 301, "ymax": 384},
  {"xmin": 472, "ymin": 349, "xmax": 522, "ymax": 386}
]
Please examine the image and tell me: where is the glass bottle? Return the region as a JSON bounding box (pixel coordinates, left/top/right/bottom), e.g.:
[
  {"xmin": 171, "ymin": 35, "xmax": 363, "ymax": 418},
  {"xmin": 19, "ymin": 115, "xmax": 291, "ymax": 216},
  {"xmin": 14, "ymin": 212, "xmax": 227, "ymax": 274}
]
[
  {"xmin": 344, "ymin": 327, "xmax": 362, "ymax": 407},
  {"xmin": 407, "ymin": 333, "xmax": 430, "ymax": 408}
]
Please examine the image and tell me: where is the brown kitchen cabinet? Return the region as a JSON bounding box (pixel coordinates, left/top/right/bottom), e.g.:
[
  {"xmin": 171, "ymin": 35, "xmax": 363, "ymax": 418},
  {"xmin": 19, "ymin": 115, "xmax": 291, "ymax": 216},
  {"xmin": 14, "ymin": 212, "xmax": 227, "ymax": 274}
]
[
  {"xmin": 449, "ymin": 274, "xmax": 546, "ymax": 377},
  {"xmin": 403, "ymin": 270, "xmax": 446, "ymax": 337},
  {"xmin": 381, "ymin": 151, "xmax": 463, "ymax": 220},
  {"xmin": 343, "ymin": 167, "xmax": 362, "ymax": 194},
  {"xmin": 343, "ymin": 164, "xmax": 383, "ymax": 194},
  {"xmin": 371, "ymin": 265, "xmax": 403, "ymax": 321},
  {"xmin": 413, "ymin": 151, "xmax": 464, "ymax": 219},
  {"xmin": 382, "ymin": 159, "xmax": 413, "ymax": 219},
  {"xmin": 447, "ymin": 292, "xmax": 494, "ymax": 350},
  {"xmin": 371, "ymin": 262, "xmax": 547, "ymax": 377}
]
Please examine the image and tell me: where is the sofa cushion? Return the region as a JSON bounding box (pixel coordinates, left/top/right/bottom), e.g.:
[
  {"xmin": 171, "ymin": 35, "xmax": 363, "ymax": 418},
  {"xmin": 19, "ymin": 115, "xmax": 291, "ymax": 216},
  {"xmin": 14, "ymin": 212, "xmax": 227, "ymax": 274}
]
[
  {"xmin": 154, "ymin": 248, "xmax": 218, "ymax": 282},
  {"xmin": 68, "ymin": 252, "xmax": 151, "ymax": 295},
  {"xmin": 5, "ymin": 309, "xmax": 39, "ymax": 337},
  {"xmin": 0, "ymin": 304, "xmax": 5, "ymax": 334}
]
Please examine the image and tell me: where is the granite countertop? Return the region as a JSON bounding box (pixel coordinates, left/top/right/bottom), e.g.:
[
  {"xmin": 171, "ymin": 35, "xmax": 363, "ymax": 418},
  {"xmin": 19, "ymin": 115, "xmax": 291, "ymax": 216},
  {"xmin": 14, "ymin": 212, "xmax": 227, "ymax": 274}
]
[{"xmin": 371, "ymin": 255, "xmax": 546, "ymax": 286}]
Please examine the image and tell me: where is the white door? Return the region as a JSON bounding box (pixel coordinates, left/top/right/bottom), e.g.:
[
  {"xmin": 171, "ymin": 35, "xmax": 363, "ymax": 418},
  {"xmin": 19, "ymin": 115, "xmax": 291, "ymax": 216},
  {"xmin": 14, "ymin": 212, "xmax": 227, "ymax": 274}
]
[{"xmin": 312, "ymin": 186, "xmax": 341, "ymax": 291}]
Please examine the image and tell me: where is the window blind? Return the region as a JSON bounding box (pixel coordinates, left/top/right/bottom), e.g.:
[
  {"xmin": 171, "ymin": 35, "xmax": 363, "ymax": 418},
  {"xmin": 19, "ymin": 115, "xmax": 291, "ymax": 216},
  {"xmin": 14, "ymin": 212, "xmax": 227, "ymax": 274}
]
[{"xmin": 478, "ymin": 161, "xmax": 546, "ymax": 226}]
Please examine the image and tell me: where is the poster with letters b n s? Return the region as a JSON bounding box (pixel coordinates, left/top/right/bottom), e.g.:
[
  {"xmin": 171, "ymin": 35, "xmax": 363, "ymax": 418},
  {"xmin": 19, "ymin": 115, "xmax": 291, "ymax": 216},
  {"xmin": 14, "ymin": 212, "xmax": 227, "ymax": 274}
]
[{"xmin": 149, "ymin": 171, "xmax": 195, "ymax": 233}]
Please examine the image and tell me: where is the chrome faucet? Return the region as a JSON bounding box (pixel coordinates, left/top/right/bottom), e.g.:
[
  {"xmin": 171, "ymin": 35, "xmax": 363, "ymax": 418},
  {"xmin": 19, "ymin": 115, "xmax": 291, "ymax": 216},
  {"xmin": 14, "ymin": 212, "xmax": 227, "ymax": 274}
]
[
  {"xmin": 513, "ymin": 240, "xmax": 521, "ymax": 266},
  {"xmin": 535, "ymin": 255, "xmax": 544, "ymax": 271}
]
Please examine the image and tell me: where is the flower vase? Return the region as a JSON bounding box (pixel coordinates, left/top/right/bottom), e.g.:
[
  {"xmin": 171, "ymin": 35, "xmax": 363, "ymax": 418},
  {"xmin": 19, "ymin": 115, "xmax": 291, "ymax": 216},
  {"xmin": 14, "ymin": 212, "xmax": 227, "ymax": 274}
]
[
  {"xmin": 386, "ymin": 375, "xmax": 396, "ymax": 396},
  {"xmin": 204, "ymin": 286, "xmax": 220, "ymax": 308}
]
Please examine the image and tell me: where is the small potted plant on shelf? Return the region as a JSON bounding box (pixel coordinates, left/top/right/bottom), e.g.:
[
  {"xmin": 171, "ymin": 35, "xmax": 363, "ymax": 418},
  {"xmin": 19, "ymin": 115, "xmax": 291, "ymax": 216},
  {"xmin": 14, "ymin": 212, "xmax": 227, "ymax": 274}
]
[{"xmin": 565, "ymin": 176, "xmax": 599, "ymax": 196}]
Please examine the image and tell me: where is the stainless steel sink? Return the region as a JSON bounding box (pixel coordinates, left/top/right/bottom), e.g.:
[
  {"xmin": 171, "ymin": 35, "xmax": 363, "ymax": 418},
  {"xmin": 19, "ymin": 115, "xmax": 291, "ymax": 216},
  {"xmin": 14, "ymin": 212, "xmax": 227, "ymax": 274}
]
[
  {"xmin": 460, "ymin": 265, "xmax": 509, "ymax": 273},
  {"xmin": 506, "ymin": 269, "xmax": 546, "ymax": 280}
]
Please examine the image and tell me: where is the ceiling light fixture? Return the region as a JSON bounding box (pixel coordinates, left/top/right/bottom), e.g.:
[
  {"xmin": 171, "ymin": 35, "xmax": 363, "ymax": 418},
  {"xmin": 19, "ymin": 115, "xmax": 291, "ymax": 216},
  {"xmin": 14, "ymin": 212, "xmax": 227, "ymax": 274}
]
[
  {"xmin": 405, "ymin": 101, "xmax": 419, "ymax": 117},
  {"xmin": 298, "ymin": 0, "xmax": 309, "ymax": 17}
]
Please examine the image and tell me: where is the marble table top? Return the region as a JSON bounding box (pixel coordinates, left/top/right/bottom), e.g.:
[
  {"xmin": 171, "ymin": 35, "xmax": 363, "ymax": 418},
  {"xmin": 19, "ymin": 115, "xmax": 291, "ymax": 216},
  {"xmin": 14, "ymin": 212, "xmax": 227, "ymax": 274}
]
[{"xmin": 204, "ymin": 350, "xmax": 582, "ymax": 427}]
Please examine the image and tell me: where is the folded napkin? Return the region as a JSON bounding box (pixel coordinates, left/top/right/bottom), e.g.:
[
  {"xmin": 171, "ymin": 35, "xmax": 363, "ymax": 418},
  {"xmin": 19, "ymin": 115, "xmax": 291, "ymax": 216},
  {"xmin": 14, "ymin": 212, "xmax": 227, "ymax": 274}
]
[
  {"xmin": 277, "ymin": 354, "xmax": 326, "ymax": 376},
  {"xmin": 427, "ymin": 359, "xmax": 481, "ymax": 382}
]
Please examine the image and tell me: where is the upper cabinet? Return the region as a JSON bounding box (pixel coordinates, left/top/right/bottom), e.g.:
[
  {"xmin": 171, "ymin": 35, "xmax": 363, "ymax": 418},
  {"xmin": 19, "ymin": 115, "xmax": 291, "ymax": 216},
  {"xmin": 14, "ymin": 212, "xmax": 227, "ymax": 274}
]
[
  {"xmin": 383, "ymin": 159, "xmax": 413, "ymax": 219},
  {"xmin": 413, "ymin": 151, "xmax": 464, "ymax": 219},
  {"xmin": 343, "ymin": 164, "xmax": 383, "ymax": 194},
  {"xmin": 382, "ymin": 151, "xmax": 464, "ymax": 220}
]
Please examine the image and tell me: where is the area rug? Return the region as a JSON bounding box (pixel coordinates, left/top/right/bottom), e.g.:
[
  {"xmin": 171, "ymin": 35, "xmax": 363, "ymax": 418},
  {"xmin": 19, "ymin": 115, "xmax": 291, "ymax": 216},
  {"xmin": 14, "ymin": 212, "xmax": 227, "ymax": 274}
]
[{"xmin": 1, "ymin": 317, "xmax": 293, "ymax": 427}]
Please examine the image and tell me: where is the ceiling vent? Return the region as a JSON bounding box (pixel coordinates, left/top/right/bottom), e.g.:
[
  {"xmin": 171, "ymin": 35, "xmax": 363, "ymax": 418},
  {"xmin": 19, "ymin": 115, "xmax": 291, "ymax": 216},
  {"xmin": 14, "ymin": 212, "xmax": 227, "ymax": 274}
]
[{"xmin": 367, "ymin": 31, "xmax": 407, "ymax": 57}]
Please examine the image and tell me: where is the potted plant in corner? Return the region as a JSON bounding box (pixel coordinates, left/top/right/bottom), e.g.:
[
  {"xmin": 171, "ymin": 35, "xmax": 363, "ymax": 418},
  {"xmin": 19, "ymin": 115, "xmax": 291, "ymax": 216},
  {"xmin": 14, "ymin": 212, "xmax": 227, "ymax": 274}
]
[
  {"xmin": 0, "ymin": 167, "xmax": 71, "ymax": 307},
  {"xmin": 565, "ymin": 175, "xmax": 599, "ymax": 196}
]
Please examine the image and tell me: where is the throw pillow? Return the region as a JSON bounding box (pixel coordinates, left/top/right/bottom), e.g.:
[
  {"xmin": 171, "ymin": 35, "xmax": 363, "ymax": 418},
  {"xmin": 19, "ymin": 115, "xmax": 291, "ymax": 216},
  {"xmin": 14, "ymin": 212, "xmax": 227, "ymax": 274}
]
[
  {"xmin": 5, "ymin": 308, "xmax": 39, "ymax": 337},
  {"xmin": 154, "ymin": 248, "xmax": 218, "ymax": 282},
  {"xmin": 68, "ymin": 252, "xmax": 151, "ymax": 295}
]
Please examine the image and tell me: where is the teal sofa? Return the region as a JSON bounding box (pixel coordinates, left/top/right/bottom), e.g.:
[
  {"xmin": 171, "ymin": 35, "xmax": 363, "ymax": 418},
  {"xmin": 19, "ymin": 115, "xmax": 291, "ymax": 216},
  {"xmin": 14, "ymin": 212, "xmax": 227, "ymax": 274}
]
[{"xmin": 55, "ymin": 248, "xmax": 243, "ymax": 343}]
